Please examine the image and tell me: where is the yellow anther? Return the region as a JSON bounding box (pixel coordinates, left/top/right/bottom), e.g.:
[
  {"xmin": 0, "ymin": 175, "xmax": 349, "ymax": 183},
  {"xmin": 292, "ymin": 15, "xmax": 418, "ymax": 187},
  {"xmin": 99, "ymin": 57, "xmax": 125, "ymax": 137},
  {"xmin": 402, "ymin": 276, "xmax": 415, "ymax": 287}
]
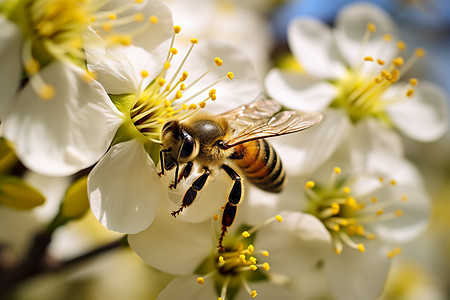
[
  {"xmin": 331, "ymin": 203, "xmax": 340, "ymax": 215},
  {"xmin": 392, "ymin": 57, "xmax": 404, "ymax": 66},
  {"xmin": 387, "ymin": 247, "xmax": 402, "ymax": 258},
  {"xmin": 141, "ymin": 70, "xmax": 149, "ymax": 78},
  {"xmin": 333, "ymin": 224, "xmax": 340, "ymax": 232},
  {"xmin": 367, "ymin": 233, "xmax": 376, "ymax": 240},
  {"xmin": 401, "ymin": 195, "xmax": 408, "ymax": 202},
  {"xmin": 219, "ymin": 256, "xmax": 225, "ymax": 263},
  {"xmin": 397, "ymin": 40, "xmax": 407, "ymax": 51},
  {"xmin": 213, "ymin": 214, "xmax": 220, "ymax": 221},
  {"xmin": 134, "ymin": 13, "xmax": 144, "ymax": 22},
  {"xmin": 39, "ymin": 84, "xmax": 55, "ymax": 100},
  {"xmin": 262, "ymin": 251, "xmax": 269, "ymax": 257},
  {"xmin": 356, "ymin": 225, "xmax": 365, "ymax": 235},
  {"xmin": 263, "ymin": 263, "xmax": 270, "ymax": 271},
  {"xmin": 414, "ymin": 48, "xmax": 426, "ymax": 58},
  {"xmin": 165, "ymin": 83, "xmax": 171, "ymax": 91},
  {"xmin": 367, "ymin": 22, "xmax": 376, "ymax": 32},
  {"xmin": 357, "ymin": 243, "xmax": 365, "ymax": 253},
  {"xmin": 180, "ymin": 83, "xmax": 186, "ymax": 90},
  {"xmin": 374, "ymin": 76, "xmax": 384, "ymax": 83},
  {"xmin": 170, "ymin": 47, "xmax": 178, "ymax": 55},
  {"xmin": 209, "ymin": 89, "xmax": 217, "ymax": 100},
  {"xmin": 390, "ymin": 69, "xmax": 400, "ymax": 82},
  {"xmin": 390, "ymin": 179, "xmax": 397, "ymax": 185},
  {"xmin": 305, "ymin": 181, "xmax": 315, "ymax": 189},
  {"xmin": 378, "ymin": 177, "xmax": 384, "ymax": 182},
  {"xmin": 239, "ymin": 254, "xmax": 246, "ymax": 263},
  {"xmin": 158, "ymin": 78, "xmax": 166, "ymax": 86},
  {"xmin": 395, "ymin": 209, "xmax": 403, "ymax": 217},
  {"xmin": 334, "ymin": 167, "xmax": 341, "ymax": 174},
  {"xmin": 275, "ymin": 215, "xmax": 283, "ymax": 222},
  {"xmin": 250, "ymin": 290, "xmax": 257, "ymax": 298},
  {"xmin": 409, "ymin": 78, "xmax": 418, "ymax": 86},
  {"xmin": 164, "ymin": 100, "xmax": 171, "ymax": 107},
  {"xmin": 157, "ymin": 118, "xmax": 165, "ymax": 124},
  {"xmin": 242, "ymin": 231, "xmax": 250, "ymax": 238},
  {"xmin": 371, "ymin": 197, "xmax": 377, "ymax": 203},
  {"xmin": 175, "ymin": 91, "xmax": 183, "ymax": 99},
  {"xmin": 135, "ymin": 0, "xmax": 143, "ymax": 3},
  {"xmin": 364, "ymin": 56, "xmax": 374, "ymax": 62},
  {"xmin": 377, "ymin": 59, "xmax": 385, "ymax": 65},
  {"xmin": 249, "ymin": 257, "xmax": 257, "ymax": 264},
  {"xmin": 25, "ymin": 59, "xmax": 40, "ymax": 75},
  {"xmin": 180, "ymin": 71, "xmax": 188, "ymax": 81},
  {"xmin": 218, "ymin": 298, "xmax": 223, "ymax": 300},
  {"xmin": 181, "ymin": 103, "xmax": 188, "ymax": 110},
  {"xmin": 406, "ymin": 89, "xmax": 415, "ymax": 97},
  {"xmin": 214, "ymin": 57, "xmax": 223, "ymax": 67},
  {"xmin": 247, "ymin": 244, "xmax": 254, "ymax": 253},
  {"xmin": 197, "ymin": 277, "xmax": 205, "ymax": 285},
  {"xmin": 346, "ymin": 196, "xmax": 357, "ymax": 208},
  {"xmin": 164, "ymin": 61, "xmax": 171, "ymax": 69},
  {"xmin": 89, "ymin": 16, "xmax": 97, "ymax": 23},
  {"xmin": 173, "ymin": 25, "xmax": 181, "ymax": 34},
  {"xmin": 189, "ymin": 103, "xmax": 197, "ymax": 110},
  {"xmin": 102, "ymin": 21, "xmax": 113, "ymax": 32},
  {"xmin": 342, "ymin": 186, "xmax": 351, "ymax": 194},
  {"xmin": 227, "ymin": 72, "xmax": 234, "ymax": 80},
  {"xmin": 383, "ymin": 34, "xmax": 392, "ymax": 41},
  {"xmin": 190, "ymin": 38, "xmax": 199, "ymax": 44},
  {"xmin": 199, "ymin": 101, "xmax": 206, "ymax": 108},
  {"xmin": 108, "ymin": 13, "xmax": 117, "ymax": 20},
  {"xmin": 250, "ymin": 265, "xmax": 257, "ymax": 271},
  {"xmin": 335, "ymin": 248, "xmax": 342, "ymax": 255},
  {"xmin": 149, "ymin": 15, "xmax": 159, "ymax": 24},
  {"xmin": 376, "ymin": 209, "xmax": 384, "ymax": 215}
]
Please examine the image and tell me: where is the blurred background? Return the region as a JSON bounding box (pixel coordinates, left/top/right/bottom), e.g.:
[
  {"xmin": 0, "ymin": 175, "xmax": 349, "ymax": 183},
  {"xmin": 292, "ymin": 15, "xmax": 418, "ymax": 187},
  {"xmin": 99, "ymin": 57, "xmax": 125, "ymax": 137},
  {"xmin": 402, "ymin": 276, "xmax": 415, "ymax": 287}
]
[{"xmin": 1, "ymin": 0, "xmax": 449, "ymax": 299}]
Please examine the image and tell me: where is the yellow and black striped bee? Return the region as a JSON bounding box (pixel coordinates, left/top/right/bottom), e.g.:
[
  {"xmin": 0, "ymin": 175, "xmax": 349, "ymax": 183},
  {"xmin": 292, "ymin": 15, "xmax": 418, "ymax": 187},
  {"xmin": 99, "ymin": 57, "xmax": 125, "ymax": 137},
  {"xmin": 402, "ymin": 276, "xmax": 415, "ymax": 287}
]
[{"xmin": 159, "ymin": 99, "xmax": 322, "ymax": 250}]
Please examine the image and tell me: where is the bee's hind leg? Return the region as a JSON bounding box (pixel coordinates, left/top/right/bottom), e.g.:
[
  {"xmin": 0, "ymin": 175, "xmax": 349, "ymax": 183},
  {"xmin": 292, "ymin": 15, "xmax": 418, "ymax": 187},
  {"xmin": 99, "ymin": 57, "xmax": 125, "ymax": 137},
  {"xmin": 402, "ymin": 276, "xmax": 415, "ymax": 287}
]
[
  {"xmin": 171, "ymin": 166, "xmax": 210, "ymax": 217},
  {"xmin": 169, "ymin": 161, "xmax": 193, "ymax": 189},
  {"xmin": 218, "ymin": 164, "xmax": 243, "ymax": 251}
]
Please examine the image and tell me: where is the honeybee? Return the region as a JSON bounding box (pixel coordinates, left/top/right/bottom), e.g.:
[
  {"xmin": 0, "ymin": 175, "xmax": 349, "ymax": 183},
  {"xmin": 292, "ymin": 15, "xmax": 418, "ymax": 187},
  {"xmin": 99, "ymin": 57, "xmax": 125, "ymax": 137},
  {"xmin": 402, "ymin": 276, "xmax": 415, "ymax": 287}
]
[{"xmin": 159, "ymin": 99, "xmax": 322, "ymax": 250}]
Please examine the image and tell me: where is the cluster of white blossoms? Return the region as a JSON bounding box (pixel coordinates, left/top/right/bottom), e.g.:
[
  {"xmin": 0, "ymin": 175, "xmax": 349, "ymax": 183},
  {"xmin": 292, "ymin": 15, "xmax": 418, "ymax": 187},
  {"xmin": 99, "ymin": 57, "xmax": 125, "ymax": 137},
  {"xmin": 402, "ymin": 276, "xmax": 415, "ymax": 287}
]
[{"xmin": 0, "ymin": 0, "xmax": 448, "ymax": 300}]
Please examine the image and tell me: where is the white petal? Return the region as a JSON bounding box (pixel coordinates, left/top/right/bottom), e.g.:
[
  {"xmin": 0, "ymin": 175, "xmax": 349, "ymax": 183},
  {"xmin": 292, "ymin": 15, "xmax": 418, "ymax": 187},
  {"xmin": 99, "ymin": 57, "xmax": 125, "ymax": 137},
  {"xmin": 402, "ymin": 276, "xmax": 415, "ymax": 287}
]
[
  {"xmin": 128, "ymin": 210, "xmax": 211, "ymax": 275},
  {"xmin": 159, "ymin": 166, "xmax": 229, "ymax": 223},
  {"xmin": 255, "ymin": 211, "xmax": 331, "ymax": 278},
  {"xmin": 334, "ymin": 2, "xmax": 398, "ymax": 69},
  {"xmin": 167, "ymin": 40, "xmax": 262, "ymax": 115},
  {"xmin": 265, "ymin": 69, "xmax": 336, "ymax": 112},
  {"xmin": 156, "ymin": 275, "xmax": 217, "ymax": 300},
  {"xmin": 95, "ymin": 0, "xmax": 173, "ymax": 54},
  {"xmin": 386, "ymin": 81, "xmax": 448, "ymax": 142},
  {"xmin": 235, "ymin": 281, "xmax": 296, "ymax": 300},
  {"xmin": 325, "ymin": 241, "xmax": 391, "ymax": 300},
  {"xmin": 3, "ymin": 62, "xmax": 123, "ymax": 176},
  {"xmin": 349, "ymin": 117, "xmax": 404, "ymax": 170},
  {"xmin": 288, "ymin": 18, "xmax": 346, "ymax": 79},
  {"xmin": 0, "ymin": 16, "xmax": 22, "ymax": 119},
  {"xmin": 87, "ymin": 45, "xmax": 163, "ymax": 95},
  {"xmin": 88, "ymin": 139, "xmax": 161, "ymax": 234},
  {"xmin": 270, "ymin": 109, "xmax": 351, "ymax": 176}
]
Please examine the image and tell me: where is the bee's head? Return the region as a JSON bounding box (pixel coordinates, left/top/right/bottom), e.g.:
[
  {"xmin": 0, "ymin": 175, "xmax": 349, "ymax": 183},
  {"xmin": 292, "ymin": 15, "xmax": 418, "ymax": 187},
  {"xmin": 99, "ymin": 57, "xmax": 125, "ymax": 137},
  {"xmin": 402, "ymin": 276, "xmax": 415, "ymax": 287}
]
[{"xmin": 161, "ymin": 120, "xmax": 198, "ymax": 169}]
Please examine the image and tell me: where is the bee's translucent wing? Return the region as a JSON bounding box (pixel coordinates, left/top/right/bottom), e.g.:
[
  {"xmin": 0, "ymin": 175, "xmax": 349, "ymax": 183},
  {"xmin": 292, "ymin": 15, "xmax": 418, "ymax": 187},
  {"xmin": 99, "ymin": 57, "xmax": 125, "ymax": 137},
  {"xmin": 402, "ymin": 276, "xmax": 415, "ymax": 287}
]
[
  {"xmin": 218, "ymin": 99, "xmax": 282, "ymax": 128},
  {"xmin": 223, "ymin": 110, "xmax": 323, "ymax": 148}
]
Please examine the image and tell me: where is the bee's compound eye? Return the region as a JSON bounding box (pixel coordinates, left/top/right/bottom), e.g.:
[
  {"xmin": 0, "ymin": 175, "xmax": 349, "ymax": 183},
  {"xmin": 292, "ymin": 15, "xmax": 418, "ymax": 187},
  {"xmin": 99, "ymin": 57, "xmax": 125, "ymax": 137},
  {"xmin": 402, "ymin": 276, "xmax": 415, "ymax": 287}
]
[
  {"xmin": 162, "ymin": 121, "xmax": 180, "ymax": 136},
  {"xmin": 180, "ymin": 135, "xmax": 194, "ymax": 158}
]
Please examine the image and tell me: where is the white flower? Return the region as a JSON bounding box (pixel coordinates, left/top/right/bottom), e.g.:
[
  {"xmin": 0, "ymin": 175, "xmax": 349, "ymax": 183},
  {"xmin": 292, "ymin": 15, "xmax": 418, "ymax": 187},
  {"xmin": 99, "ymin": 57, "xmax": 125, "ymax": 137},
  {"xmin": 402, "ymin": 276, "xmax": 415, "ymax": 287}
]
[
  {"xmin": 246, "ymin": 151, "xmax": 430, "ymax": 300},
  {"xmin": 128, "ymin": 209, "xmax": 329, "ymax": 300},
  {"xmin": 87, "ymin": 24, "xmax": 262, "ymax": 234},
  {"xmin": 1, "ymin": 0, "xmax": 170, "ymax": 176},
  {"xmin": 265, "ymin": 2, "xmax": 448, "ymax": 175}
]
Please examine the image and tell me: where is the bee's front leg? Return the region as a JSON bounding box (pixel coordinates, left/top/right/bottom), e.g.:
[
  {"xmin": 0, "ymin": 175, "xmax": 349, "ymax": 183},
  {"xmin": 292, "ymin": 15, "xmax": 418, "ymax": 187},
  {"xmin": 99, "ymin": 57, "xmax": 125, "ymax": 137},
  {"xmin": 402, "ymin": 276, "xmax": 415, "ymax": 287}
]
[
  {"xmin": 169, "ymin": 161, "xmax": 193, "ymax": 190},
  {"xmin": 218, "ymin": 164, "xmax": 243, "ymax": 251},
  {"xmin": 171, "ymin": 166, "xmax": 210, "ymax": 217}
]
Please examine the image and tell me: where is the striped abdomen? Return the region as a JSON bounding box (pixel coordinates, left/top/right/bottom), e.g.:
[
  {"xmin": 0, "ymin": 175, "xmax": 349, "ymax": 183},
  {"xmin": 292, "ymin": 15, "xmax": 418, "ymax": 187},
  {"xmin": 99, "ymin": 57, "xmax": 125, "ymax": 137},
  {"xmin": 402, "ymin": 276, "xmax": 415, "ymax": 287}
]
[{"xmin": 231, "ymin": 139, "xmax": 285, "ymax": 193}]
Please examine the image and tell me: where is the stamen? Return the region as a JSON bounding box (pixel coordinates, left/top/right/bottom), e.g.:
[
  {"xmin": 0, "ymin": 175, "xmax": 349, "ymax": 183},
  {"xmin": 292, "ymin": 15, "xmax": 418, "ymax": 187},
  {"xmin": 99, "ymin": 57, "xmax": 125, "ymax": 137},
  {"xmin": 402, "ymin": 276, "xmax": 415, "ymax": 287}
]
[{"xmin": 220, "ymin": 275, "xmax": 231, "ymax": 300}]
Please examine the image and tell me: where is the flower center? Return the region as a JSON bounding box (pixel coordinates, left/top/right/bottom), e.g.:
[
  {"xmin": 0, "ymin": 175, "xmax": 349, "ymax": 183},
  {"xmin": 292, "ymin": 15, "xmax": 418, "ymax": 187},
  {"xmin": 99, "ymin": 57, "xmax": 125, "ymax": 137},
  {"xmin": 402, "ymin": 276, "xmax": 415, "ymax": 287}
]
[
  {"xmin": 331, "ymin": 23, "xmax": 425, "ymax": 124},
  {"xmin": 305, "ymin": 167, "xmax": 407, "ymax": 255},
  {"xmin": 127, "ymin": 27, "xmax": 233, "ymax": 145},
  {"xmin": 195, "ymin": 215, "xmax": 282, "ymax": 300}
]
